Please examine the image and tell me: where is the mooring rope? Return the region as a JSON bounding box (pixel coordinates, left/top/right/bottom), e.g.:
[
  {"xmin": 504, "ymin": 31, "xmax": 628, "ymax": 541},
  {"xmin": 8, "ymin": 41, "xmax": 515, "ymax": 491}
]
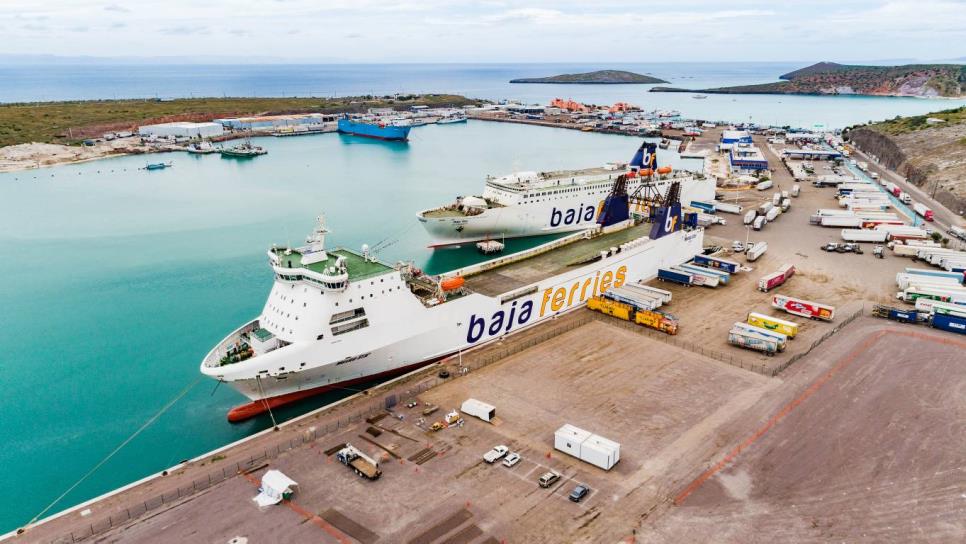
[{"xmin": 25, "ymin": 375, "xmax": 204, "ymax": 529}]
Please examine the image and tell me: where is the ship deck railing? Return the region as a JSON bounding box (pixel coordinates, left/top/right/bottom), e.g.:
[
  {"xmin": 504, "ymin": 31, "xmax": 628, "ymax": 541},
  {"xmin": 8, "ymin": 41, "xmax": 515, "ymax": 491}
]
[{"xmin": 204, "ymin": 319, "xmax": 260, "ymax": 368}]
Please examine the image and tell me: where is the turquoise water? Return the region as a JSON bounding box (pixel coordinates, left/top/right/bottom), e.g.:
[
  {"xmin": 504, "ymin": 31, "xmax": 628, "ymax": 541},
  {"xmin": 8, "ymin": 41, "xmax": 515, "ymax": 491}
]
[
  {"xmin": 0, "ymin": 122, "xmax": 698, "ymax": 532},
  {"xmin": 2, "ymin": 62, "xmax": 965, "ymax": 128}
]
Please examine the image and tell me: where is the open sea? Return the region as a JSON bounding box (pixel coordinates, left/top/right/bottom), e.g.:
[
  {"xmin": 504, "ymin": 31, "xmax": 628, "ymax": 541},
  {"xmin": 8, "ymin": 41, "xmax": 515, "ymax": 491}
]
[{"xmin": 1, "ymin": 62, "xmax": 964, "ymax": 534}]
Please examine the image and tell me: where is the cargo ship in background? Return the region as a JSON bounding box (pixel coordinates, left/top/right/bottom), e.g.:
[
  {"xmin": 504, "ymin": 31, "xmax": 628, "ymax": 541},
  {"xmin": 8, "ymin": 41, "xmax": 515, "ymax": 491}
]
[
  {"xmin": 200, "ymin": 180, "xmax": 702, "ymax": 422},
  {"xmin": 417, "ymin": 141, "xmax": 715, "ymax": 247},
  {"xmin": 337, "ymin": 115, "xmax": 412, "ymax": 141}
]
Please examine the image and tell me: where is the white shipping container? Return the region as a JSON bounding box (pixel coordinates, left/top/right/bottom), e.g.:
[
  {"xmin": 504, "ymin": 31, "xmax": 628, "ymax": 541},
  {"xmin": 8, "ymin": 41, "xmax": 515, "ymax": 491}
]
[
  {"xmin": 765, "ymin": 207, "xmax": 779, "ymax": 222},
  {"xmin": 579, "ymin": 435, "xmax": 621, "ymax": 471},
  {"xmin": 822, "ymin": 216, "xmax": 863, "ymax": 228},
  {"xmin": 816, "ymin": 209, "xmax": 854, "ymax": 217},
  {"xmin": 743, "ymin": 210, "xmax": 757, "ymax": 225},
  {"xmin": 753, "ymin": 216, "xmax": 766, "ymax": 230},
  {"xmin": 746, "ymin": 242, "xmax": 768, "ymax": 261},
  {"xmin": 715, "ymin": 202, "xmax": 743, "ymax": 214},
  {"xmin": 840, "ymin": 229, "xmax": 888, "ymax": 242},
  {"xmin": 554, "ymin": 424, "xmax": 591, "ymax": 458},
  {"xmin": 625, "ymin": 283, "xmax": 673, "ymax": 304},
  {"xmin": 460, "ymin": 398, "xmax": 496, "ymax": 422}
]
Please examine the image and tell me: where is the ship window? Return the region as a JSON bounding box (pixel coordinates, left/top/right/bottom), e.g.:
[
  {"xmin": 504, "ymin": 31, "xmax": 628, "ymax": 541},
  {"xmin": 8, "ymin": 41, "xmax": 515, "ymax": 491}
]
[
  {"xmin": 330, "ymin": 307, "xmax": 366, "ymax": 324},
  {"xmin": 332, "ymin": 318, "xmax": 369, "ymax": 336}
]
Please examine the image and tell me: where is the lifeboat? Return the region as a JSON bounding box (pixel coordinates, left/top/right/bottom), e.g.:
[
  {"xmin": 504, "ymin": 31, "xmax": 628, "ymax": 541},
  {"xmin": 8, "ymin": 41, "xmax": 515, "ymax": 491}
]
[
  {"xmin": 657, "ymin": 166, "xmax": 673, "ymax": 175},
  {"xmin": 639, "ymin": 168, "xmax": 654, "ymax": 177},
  {"xmin": 440, "ymin": 276, "xmax": 465, "ymax": 291}
]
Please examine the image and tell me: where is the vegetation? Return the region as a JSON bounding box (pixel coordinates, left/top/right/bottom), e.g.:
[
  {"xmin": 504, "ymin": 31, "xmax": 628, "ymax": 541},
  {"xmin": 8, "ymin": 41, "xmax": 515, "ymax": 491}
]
[
  {"xmin": 510, "ymin": 70, "xmax": 667, "ymax": 84},
  {"xmin": 0, "ymin": 94, "xmax": 480, "ymax": 147},
  {"xmin": 866, "ymin": 106, "xmax": 966, "ymax": 135},
  {"xmin": 652, "ymin": 62, "xmax": 966, "ymax": 98}
]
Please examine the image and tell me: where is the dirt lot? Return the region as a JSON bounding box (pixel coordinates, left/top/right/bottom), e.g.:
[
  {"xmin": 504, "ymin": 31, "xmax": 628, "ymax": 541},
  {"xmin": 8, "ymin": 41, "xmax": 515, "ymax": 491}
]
[{"xmin": 641, "ymin": 320, "xmax": 966, "ymax": 542}]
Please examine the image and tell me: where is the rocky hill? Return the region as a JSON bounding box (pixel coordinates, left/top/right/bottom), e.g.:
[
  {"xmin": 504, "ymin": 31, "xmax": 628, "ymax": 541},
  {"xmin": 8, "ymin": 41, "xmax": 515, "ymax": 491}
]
[
  {"xmin": 846, "ymin": 106, "xmax": 966, "ymax": 214},
  {"xmin": 651, "ymin": 62, "xmax": 966, "ymax": 97},
  {"xmin": 510, "ymin": 70, "xmax": 667, "ymax": 84}
]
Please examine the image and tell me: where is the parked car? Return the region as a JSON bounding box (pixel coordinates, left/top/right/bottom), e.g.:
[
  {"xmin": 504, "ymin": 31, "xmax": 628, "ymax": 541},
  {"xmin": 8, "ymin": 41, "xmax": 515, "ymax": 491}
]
[
  {"xmin": 483, "ymin": 445, "xmax": 509, "ymax": 464},
  {"xmin": 732, "ymin": 240, "xmax": 745, "ymax": 253},
  {"xmin": 502, "ymin": 452, "xmax": 521, "ymax": 467},
  {"xmin": 821, "ymin": 242, "xmax": 839, "ymax": 252},
  {"xmin": 538, "ymin": 471, "xmax": 561, "ymax": 488},
  {"xmin": 569, "ymin": 484, "xmax": 590, "ymax": 502}
]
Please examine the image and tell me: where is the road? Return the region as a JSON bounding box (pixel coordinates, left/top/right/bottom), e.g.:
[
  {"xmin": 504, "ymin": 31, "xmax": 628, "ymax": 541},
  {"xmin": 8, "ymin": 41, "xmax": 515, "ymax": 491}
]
[{"xmin": 847, "ymin": 145, "xmax": 966, "ymax": 244}]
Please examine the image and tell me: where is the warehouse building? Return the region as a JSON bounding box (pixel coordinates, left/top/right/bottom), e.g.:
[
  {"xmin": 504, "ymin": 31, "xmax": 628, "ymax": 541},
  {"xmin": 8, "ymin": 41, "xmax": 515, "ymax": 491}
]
[
  {"xmin": 138, "ymin": 122, "xmax": 223, "ymax": 139},
  {"xmin": 729, "ymin": 144, "xmax": 769, "ymax": 172},
  {"xmin": 215, "ymin": 114, "xmax": 337, "ymax": 131}
]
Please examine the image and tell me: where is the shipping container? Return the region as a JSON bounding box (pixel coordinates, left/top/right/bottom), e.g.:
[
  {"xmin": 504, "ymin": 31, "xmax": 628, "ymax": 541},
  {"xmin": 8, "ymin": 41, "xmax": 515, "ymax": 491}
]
[
  {"xmin": 554, "ymin": 424, "xmax": 591, "ymax": 458},
  {"xmin": 841, "ymin": 229, "xmax": 888, "ymax": 242},
  {"xmin": 915, "ymin": 298, "xmax": 966, "ymax": 318},
  {"xmin": 752, "ymin": 216, "xmax": 766, "ymax": 230},
  {"xmin": 460, "ymin": 399, "xmax": 496, "ymax": 422},
  {"xmin": 715, "ymin": 202, "xmax": 743, "ymax": 214},
  {"xmin": 773, "ymin": 192, "xmax": 782, "ymax": 206},
  {"xmin": 691, "ymin": 255, "xmax": 741, "ymax": 273},
  {"xmin": 815, "ymin": 208, "xmax": 854, "ymax": 217},
  {"xmin": 577, "ymin": 434, "xmax": 621, "ymax": 470},
  {"xmin": 756, "ymin": 180, "xmax": 773, "ymax": 191},
  {"xmin": 772, "ymin": 294, "xmax": 835, "ymax": 321},
  {"xmin": 743, "ymin": 210, "xmax": 757, "ymax": 225},
  {"xmin": 822, "ymin": 216, "xmax": 863, "ymax": 228},
  {"xmin": 657, "ymin": 268, "xmax": 693, "ymax": 286},
  {"xmin": 903, "ymin": 268, "xmax": 964, "ymax": 283},
  {"xmin": 896, "ymin": 287, "xmax": 966, "ymax": 304},
  {"xmin": 747, "ymin": 312, "xmax": 799, "ymax": 338},
  {"xmin": 791, "ymin": 184, "xmax": 800, "ymax": 197},
  {"xmin": 678, "ymin": 264, "xmax": 730, "ymax": 285},
  {"xmin": 931, "ymin": 313, "xmax": 966, "ymax": 335},
  {"xmin": 728, "ymin": 327, "xmax": 779, "ymax": 355},
  {"xmin": 732, "ymin": 322, "xmax": 788, "ymax": 350},
  {"xmin": 690, "ymin": 201, "xmax": 716, "ymax": 213},
  {"xmin": 629, "ymin": 282, "xmax": 673, "ymax": 304},
  {"xmin": 780, "ymin": 198, "xmax": 791, "ymax": 212},
  {"xmin": 746, "ymin": 242, "xmax": 768, "ymax": 262},
  {"xmin": 765, "ymin": 208, "xmax": 780, "ymax": 222},
  {"xmin": 671, "ymin": 266, "xmax": 718, "ymax": 287},
  {"xmin": 759, "ymin": 202, "xmax": 774, "ymax": 215},
  {"xmin": 602, "ymin": 287, "xmax": 662, "ymax": 311}
]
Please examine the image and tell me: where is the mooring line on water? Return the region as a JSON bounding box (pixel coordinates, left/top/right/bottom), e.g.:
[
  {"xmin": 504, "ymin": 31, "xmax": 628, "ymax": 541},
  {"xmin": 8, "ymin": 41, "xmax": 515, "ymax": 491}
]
[{"xmin": 25, "ymin": 375, "xmax": 204, "ymax": 528}]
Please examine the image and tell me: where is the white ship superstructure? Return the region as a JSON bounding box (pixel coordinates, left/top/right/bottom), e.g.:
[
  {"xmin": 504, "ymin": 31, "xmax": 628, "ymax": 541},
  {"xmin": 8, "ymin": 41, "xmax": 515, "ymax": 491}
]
[
  {"xmin": 201, "ymin": 207, "xmax": 703, "ymax": 422},
  {"xmin": 417, "ymin": 143, "xmax": 715, "ymax": 247}
]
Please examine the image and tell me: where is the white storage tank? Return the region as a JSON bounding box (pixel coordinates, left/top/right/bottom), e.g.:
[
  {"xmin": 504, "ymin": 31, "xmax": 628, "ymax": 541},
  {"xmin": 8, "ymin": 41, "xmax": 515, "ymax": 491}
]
[{"xmin": 554, "ymin": 424, "xmax": 591, "ymax": 458}]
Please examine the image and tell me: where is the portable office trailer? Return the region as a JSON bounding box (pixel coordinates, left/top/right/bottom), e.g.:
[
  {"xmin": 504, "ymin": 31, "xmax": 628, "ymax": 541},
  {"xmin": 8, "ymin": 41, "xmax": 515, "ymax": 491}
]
[
  {"xmin": 460, "ymin": 399, "xmax": 496, "ymax": 422},
  {"xmin": 554, "ymin": 424, "xmax": 591, "ymax": 458}
]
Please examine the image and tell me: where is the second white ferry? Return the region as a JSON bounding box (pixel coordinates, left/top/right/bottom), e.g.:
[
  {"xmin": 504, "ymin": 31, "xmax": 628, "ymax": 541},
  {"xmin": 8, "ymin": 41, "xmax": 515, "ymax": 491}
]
[
  {"xmin": 200, "ymin": 182, "xmax": 703, "ymax": 422},
  {"xmin": 417, "ymin": 141, "xmax": 715, "ymax": 247}
]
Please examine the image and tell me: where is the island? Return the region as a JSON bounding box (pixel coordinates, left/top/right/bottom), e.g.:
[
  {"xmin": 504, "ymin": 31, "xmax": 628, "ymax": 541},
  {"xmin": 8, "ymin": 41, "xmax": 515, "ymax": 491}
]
[
  {"xmin": 650, "ymin": 62, "xmax": 966, "ymax": 98},
  {"xmin": 510, "ymin": 70, "xmax": 668, "ymax": 85}
]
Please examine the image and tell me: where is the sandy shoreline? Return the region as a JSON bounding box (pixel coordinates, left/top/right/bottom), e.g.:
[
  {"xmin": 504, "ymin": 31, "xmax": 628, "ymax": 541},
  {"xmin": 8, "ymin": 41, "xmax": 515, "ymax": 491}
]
[{"xmin": 0, "ymin": 141, "xmax": 149, "ymax": 174}]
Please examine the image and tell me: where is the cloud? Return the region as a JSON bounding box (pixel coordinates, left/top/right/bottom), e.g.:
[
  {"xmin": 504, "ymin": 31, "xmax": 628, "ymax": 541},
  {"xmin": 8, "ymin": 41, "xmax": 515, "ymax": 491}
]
[
  {"xmin": 103, "ymin": 4, "xmax": 130, "ymax": 13},
  {"xmin": 160, "ymin": 25, "xmax": 210, "ymax": 36}
]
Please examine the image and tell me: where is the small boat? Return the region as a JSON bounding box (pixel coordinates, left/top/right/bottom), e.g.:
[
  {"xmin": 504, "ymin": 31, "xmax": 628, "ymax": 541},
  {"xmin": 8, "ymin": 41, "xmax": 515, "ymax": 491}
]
[
  {"xmin": 143, "ymin": 162, "xmax": 172, "ymax": 170},
  {"xmin": 693, "ymin": 95, "xmax": 708, "ymax": 99},
  {"xmin": 659, "ymin": 139, "xmax": 671, "ymax": 150},
  {"xmin": 437, "ymin": 115, "xmax": 468, "ymax": 125},
  {"xmin": 476, "ymin": 239, "xmax": 505, "ymax": 254},
  {"xmin": 221, "ymin": 136, "xmax": 267, "ymax": 158},
  {"xmin": 187, "ymin": 141, "xmax": 218, "ymax": 154}
]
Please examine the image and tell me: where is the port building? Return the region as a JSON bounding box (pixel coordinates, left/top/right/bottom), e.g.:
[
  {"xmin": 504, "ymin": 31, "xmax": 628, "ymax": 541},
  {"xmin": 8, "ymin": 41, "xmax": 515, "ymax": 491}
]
[
  {"xmin": 214, "ymin": 114, "xmax": 337, "ymax": 131},
  {"xmin": 729, "ymin": 143, "xmax": 769, "ymax": 172},
  {"xmin": 138, "ymin": 122, "xmax": 224, "ymax": 139}
]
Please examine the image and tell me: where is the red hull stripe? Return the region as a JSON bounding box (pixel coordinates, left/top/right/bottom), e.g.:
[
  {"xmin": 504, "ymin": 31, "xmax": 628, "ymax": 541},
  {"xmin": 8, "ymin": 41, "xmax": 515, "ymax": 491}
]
[{"xmin": 226, "ymin": 356, "xmax": 447, "ymax": 422}]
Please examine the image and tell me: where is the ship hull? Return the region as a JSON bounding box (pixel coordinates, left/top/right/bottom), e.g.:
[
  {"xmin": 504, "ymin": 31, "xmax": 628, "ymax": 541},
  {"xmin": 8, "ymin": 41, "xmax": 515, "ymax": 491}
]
[
  {"xmin": 419, "ymin": 175, "xmax": 716, "ymax": 246},
  {"xmin": 203, "ymin": 227, "xmax": 704, "ymax": 421},
  {"xmin": 337, "ymin": 119, "xmax": 412, "ymax": 141}
]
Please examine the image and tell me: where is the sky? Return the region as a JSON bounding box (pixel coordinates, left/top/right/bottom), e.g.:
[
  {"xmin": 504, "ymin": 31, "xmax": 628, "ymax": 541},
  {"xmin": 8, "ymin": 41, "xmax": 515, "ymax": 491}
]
[{"xmin": 1, "ymin": 0, "xmax": 964, "ymax": 63}]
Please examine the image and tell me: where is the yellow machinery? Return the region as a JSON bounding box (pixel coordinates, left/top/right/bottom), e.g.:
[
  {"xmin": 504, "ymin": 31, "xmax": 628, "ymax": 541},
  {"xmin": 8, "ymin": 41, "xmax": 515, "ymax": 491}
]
[{"xmin": 587, "ymin": 296, "xmax": 678, "ymax": 335}]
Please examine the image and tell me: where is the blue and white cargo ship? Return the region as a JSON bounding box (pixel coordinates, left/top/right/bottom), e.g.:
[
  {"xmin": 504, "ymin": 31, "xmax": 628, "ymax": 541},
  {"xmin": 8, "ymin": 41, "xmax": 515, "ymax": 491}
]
[
  {"xmin": 337, "ymin": 115, "xmax": 412, "ymax": 141},
  {"xmin": 200, "ymin": 183, "xmax": 702, "ymax": 422}
]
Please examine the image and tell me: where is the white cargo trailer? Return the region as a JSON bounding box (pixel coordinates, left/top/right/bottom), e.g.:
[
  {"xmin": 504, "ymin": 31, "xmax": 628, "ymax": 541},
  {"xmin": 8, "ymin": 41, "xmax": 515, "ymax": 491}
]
[
  {"xmin": 756, "ymin": 180, "xmax": 773, "ymax": 191},
  {"xmin": 841, "ymin": 229, "xmax": 887, "ymax": 242},
  {"xmin": 753, "ymin": 216, "xmax": 766, "ymax": 230},
  {"xmin": 460, "ymin": 398, "xmax": 496, "ymax": 422},
  {"xmin": 746, "ymin": 242, "xmax": 768, "ymax": 262},
  {"xmin": 743, "ymin": 210, "xmax": 757, "ymax": 225},
  {"xmin": 625, "ymin": 283, "xmax": 673, "ymax": 304},
  {"xmin": 791, "ymin": 184, "xmax": 800, "ymax": 197},
  {"xmin": 715, "ymin": 202, "xmax": 743, "ymax": 214},
  {"xmin": 765, "ymin": 207, "xmax": 780, "ymax": 222},
  {"xmin": 822, "ymin": 216, "xmax": 863, "ymax": 228}
]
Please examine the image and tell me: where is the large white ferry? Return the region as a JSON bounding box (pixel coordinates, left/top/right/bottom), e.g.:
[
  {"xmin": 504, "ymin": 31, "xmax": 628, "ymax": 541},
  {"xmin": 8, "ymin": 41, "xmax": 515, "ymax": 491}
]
[
  {"xmin": 201, "ymin": 190, "xmax": 702, "ymax": 422},
  {"xmin": 417, "ymin": 141, "xmax": 715, "ymax": 247}
]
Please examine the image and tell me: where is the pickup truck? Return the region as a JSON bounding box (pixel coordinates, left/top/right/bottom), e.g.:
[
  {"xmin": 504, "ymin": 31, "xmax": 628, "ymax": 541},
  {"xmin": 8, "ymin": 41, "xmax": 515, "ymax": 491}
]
[{"xmin": 483, "ymin": 445, "xmax": 509, "ymax": 464}]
